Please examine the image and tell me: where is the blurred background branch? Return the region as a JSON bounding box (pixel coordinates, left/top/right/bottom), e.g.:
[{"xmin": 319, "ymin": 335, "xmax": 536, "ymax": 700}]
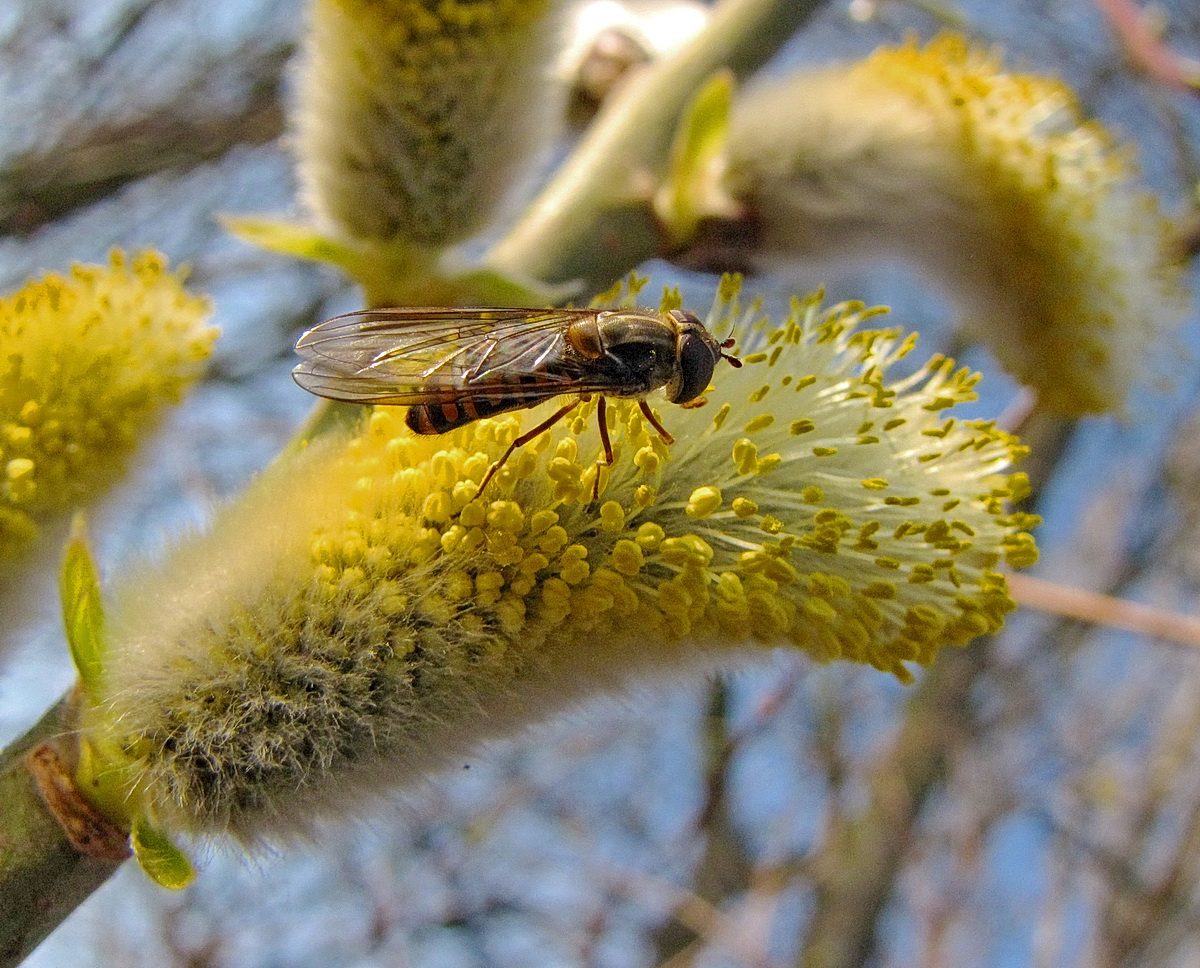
[{"xmin": 0, "ymin": 34, "xmax": 292, "ymax": 237}]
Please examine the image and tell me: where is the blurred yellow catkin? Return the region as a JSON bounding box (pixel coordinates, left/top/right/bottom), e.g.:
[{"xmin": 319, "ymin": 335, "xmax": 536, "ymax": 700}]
[
  {"xmin": 724, "ymin": 34, "xmax": 1189, "ymax": 414},
  {"xmin": 0, "ymin": 250, "xmax": 216, "ymax": 562},
  {"xmin": 294, "ymin": 0, "xmax": 562, "ymax": 247}
]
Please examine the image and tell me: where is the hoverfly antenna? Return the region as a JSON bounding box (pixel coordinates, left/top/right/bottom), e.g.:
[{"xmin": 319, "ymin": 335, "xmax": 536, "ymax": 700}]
[{"xmin": 719, "ymin": 337, "xmax": 743, "ymax": 368}]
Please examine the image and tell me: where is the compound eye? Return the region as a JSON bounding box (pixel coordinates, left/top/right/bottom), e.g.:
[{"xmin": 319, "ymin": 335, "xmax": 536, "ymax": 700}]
[{"xmin": 669, "ymin": 332, "xmax": 716, "ymax": 404}]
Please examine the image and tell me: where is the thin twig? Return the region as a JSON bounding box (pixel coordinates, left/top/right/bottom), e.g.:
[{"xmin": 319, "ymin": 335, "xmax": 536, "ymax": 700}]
[{"xmin": 1008, "ymin": 572, "xmax": 1200, "ymax": 649}]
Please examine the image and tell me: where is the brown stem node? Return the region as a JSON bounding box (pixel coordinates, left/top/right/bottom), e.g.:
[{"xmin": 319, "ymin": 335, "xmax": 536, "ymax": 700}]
[{"xmin": 23, "ymin": 743, "xmax": 131, "ymax": 863}]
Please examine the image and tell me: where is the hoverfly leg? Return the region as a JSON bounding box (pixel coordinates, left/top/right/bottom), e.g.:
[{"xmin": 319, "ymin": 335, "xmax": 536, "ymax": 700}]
[
  {"xmin": 638, "ymin": 399, "xmax": 675, "ymax": 445},
  {"xmin": 474, "ymin": 399, "xmax": 581, "ymax": 499},
  {"xmin": 591, "ymin": 396, "xmax": 615, "ymax": 501},
  {"xmin": 597, "ymin": 397, "xmax": 615, "ymax": 464}
]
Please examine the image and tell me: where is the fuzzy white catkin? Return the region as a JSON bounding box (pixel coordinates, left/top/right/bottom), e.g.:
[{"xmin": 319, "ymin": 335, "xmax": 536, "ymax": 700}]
[
  {"xmin": 98, "ymin": 432, "xmax": 737, "ymax": 841},
  {"xmin": 294, "ymin": 0, "xmax": 564, "ymax": 246},
  {"xmin": 721, "ymin": 36, "xmax": 1188, "ymax": 415}
]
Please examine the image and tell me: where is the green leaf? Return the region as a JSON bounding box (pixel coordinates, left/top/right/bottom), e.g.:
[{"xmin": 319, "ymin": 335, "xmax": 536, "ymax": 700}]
[
  {"xmin": 219, "ymin": 215, "xmax": 362, "ymax": 268},
  {"xmin": 220, "ymin": 214, "xmax": 438, "ymax": 297},
  {"xmin": 59, "ymin": 515, "xmax": 106, "ymax": 702},
  {"xmin": 222, "ymin": 213, "xmax": 578, "ymax": 309},
  {"xmin": 654, "ymin": 70, "xmax": 739, "ymax": 245},
  {"xmin": 131, "ymin": 815, "xmax": 196, "ymax": 890},
  {"xmin": 440, "ymin": 266, "xmax": 578, "ymax": 308}
]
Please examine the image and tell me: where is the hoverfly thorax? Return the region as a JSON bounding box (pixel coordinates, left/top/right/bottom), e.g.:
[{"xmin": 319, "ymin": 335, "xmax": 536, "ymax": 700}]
[
  {"xmin": 664, "ymin": 309, "xmax": 723, "ymax": 405},
  {"xmin": 589, "ymin": 311, "xmax": 680, "ymax": 396}
]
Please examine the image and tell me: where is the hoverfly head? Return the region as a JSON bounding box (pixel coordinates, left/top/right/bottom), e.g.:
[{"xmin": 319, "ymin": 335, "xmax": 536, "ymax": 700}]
[{"xmin": 665, "ymin": 310, "xmax": 739, "ymax": 404}]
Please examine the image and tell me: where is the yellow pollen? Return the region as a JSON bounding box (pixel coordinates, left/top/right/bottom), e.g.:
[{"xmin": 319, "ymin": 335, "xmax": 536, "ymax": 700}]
[
  {"xmin": 686, "ymin": 486, "xmax": 723, "ymax": 519},
  {"xmin": 636, "ymin": 521, "xmax": 666, "ymax": 550},
  {"xmin": 760, "ymin": 516, "xmax": 784, "ymax": 534},
  {"xmin": 538, "ymin": 525, "xmax": 569, "ymax": 553},
  {"xmin": 755, "ymin": 454, "xmax": 783, "ymax": 474},
  {"xmin": 6, "ymin": 458, "xmax": 35, "ymax": 482},
  {"xmin": 612, "ymin": 539, "xmax": 645, "ymax": 576},
  {"xmin": 423, "ymin": 492, "xmax": 454, "ymax": 523},
  {"xmin": 634, "ymin": 447, "xmax": 660, "ymax": 473},
  {"xmin": 733, "ymin": 438, "xmax": 758, "ymax": 475},
  {"xmin": 732, "ymin": 497, "xmax": 759, "ymax": 518},
  {"xmin": 599, "ymin": 501, "xmax": 626, "ymax": 532},
  {"xmin": 486, "ymin": 500, "xmax": 524, "ymax": 532},
  {"xmin": 529, "ymin": 509, "xmax": 558, "ymax": 534}
]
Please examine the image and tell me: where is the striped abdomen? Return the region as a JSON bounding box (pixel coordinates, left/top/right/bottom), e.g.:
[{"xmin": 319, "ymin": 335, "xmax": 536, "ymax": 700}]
[{"xmin": 405, "ymin": 379, "xmax": 560, "ymax": 435}]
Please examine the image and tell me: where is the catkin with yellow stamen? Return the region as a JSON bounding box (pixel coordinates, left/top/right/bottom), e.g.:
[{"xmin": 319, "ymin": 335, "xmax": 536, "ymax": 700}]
[
  {"xmin": 295, "ymin": 0, "xmax": 562, "ymax": 246},
  {"xmin": 723, "ymin": 33, "xmax": 1189, "ymax": 414},
  {"xmin": 0, "ymin": 251, "xmax": 216, "ymax": 562},
  {"xmin": 89, "ymin": 277, "xmax": 1035, "ymax": 841}
]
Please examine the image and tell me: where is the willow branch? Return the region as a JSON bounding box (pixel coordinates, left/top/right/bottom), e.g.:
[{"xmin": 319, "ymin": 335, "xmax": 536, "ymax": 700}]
[
  {"xmin": 651, "ymin": 681, "xmax": 755, "ymax": 965},
  {"xmin": 798, "ymin": 642, "xmax": 989, "ymax": 968},
  {"xmin": 0, "ymin": 39, "xmax": 291, "ymax": 237},
  {"xmin": 483, "ymin": 0, "xmax": 829, "ymax": 292},
  {"xmin": 0, "ymin": 698, "xmax": 126, "ymax": 968}
]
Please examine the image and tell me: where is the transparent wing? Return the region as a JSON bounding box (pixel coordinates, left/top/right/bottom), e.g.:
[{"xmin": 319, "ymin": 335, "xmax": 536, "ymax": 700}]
[{"xmin": 292, "ymin": 308, "xmax": 599, "ymax": 405}]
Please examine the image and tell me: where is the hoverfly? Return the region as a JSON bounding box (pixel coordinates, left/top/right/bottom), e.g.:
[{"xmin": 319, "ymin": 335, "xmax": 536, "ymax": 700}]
[{"xmin": 293, "ymin": 306, "xmax": 741, "ymax": 497}]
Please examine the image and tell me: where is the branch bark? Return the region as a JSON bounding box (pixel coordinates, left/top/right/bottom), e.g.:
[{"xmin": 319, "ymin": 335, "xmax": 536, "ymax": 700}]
[
  {"xmin": 651, "ymin": 681, "xmax": 755, "ymax": 966},
  {"xmin": 0, "ymin": 39, "xmax": 292, "ymax": 237},
  {"xmin": 0, "ymin": 697, "xmax": 125, "ymax": 968}
]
